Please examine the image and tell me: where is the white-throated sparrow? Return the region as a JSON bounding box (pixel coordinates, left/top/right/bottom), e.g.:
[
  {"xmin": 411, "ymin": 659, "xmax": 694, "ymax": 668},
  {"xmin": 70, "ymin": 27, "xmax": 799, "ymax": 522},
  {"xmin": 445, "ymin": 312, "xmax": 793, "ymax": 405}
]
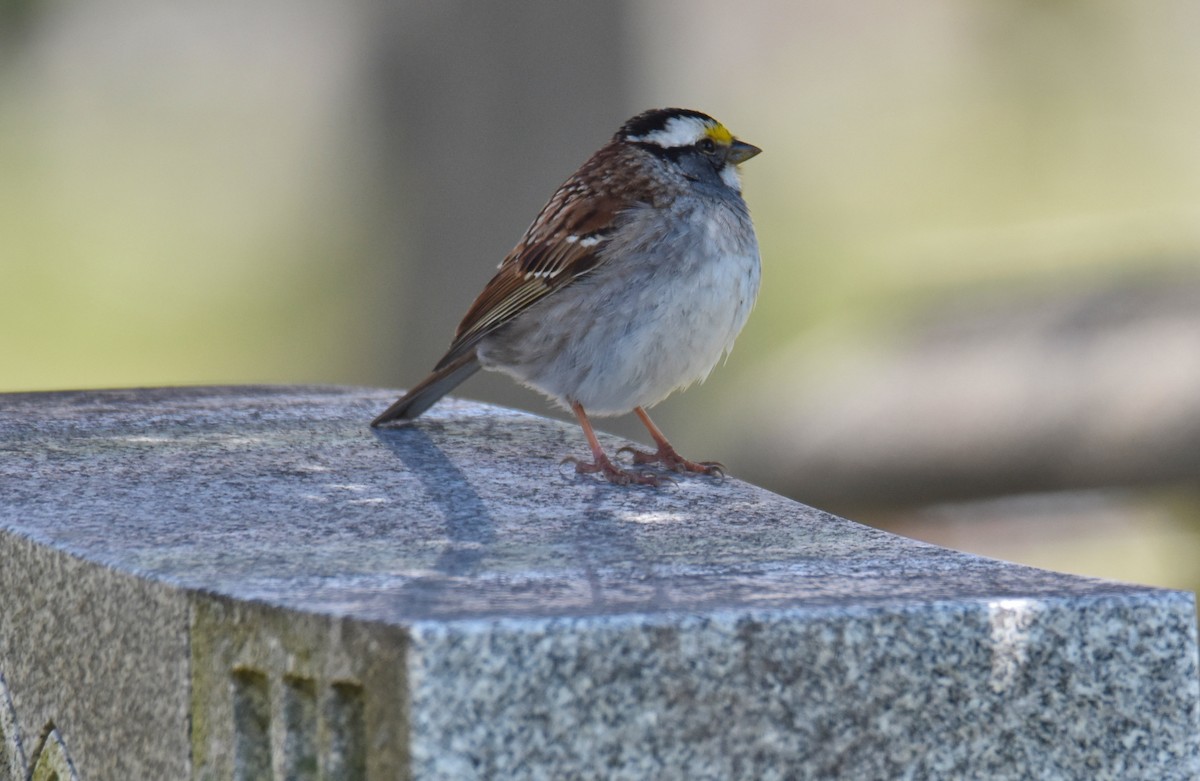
[{"xmin": 373, "ymin": 108, "xmax": 761, "ymax": 486}]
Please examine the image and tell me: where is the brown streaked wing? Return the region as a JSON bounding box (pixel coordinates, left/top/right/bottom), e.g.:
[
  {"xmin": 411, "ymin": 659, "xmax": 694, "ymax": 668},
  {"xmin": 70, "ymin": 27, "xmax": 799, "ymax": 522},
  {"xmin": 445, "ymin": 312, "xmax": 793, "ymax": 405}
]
[{"xmin": 432, "ymin": 187, "xmax": 630, "ymax": 371}]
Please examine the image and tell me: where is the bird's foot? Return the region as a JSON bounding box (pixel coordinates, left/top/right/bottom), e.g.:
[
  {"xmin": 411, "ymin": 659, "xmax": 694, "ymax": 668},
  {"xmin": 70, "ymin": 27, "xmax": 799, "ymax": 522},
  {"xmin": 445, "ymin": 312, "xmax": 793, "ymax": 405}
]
[
  {"xmin": 617, "ymin": 444, "xmax": 725, "ymax": 478},
  {"xmin": 562, "ymin": 454, "xmax": 671, "ymax": 487}
]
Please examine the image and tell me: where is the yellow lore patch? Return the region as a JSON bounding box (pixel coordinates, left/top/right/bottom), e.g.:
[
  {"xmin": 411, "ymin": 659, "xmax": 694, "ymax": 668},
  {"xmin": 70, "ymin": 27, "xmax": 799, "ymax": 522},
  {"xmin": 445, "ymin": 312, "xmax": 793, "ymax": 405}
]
[{"xmin": 704, "ymin": 123, "xmax": 734, "ymax": 146}]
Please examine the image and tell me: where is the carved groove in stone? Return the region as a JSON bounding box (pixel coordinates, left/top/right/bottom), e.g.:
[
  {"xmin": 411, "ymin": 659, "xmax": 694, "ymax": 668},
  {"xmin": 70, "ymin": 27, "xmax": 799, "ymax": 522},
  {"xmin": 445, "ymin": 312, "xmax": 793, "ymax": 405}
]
[
  {"xmin": 29, "ymin": 726, "xmax": 78, "ymax": 781},
  {"xmin": 192, "ymin": 597, "xmax": 408, "ymax": 779},
  {"xmin": 232, "ymin": 669, "xmax": 272, "ymax": 781},
  {"xmin": 326, "ymin": 682, "xmax": 367, "ymax": 781},
  {"xmin": 283, "ymin": 676, "xmax": 319, "ymax": 781},
  {"xmin": 0, "ymin": 677, "xmax": 80, "ymax": 781},
  {"xmin": 227, "ymin": 668, "xmax": 372, "ymax": 780}
]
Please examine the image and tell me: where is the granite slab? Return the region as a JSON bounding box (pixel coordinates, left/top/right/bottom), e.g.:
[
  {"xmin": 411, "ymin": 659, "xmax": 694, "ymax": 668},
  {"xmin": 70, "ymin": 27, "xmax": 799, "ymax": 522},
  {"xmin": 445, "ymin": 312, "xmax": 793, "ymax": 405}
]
[{"xmin": 0, "ymin": 385, "xmax": 1196, "ymax": 780}]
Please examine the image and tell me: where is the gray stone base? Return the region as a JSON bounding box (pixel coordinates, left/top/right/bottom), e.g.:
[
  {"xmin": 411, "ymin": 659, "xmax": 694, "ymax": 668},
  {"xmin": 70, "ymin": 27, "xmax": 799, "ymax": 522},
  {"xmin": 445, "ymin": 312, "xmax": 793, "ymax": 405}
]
[{"xmin": 1, "ymin": 386, "xmax": 1197, "ymax": 779}]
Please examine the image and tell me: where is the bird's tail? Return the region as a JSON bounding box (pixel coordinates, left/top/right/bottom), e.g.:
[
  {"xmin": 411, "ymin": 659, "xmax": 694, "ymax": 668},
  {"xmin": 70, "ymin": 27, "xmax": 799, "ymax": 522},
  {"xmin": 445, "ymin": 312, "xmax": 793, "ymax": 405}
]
[{"xmin": 371, "ymin": 351, "xmax": 481, "ymax": 427}]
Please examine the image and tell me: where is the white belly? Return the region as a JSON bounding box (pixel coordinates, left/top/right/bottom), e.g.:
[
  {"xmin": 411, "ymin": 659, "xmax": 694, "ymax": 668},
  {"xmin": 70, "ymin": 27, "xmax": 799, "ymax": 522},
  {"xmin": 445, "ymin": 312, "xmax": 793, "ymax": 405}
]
[{"xmin": 479, "ymin": 199, "xmax": 761, "ymax": 416}]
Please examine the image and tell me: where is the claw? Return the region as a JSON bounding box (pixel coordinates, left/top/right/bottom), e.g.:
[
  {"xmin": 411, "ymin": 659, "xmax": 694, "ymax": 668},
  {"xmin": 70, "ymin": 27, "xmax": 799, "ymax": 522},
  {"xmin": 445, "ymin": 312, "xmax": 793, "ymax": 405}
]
[
  {"xmin": 563, "ymin": 455, "xmax": 665, "ymax": 487},
  {"xmin": 617, "ymin": 444, "xmax": 724, "ymax": 478}
]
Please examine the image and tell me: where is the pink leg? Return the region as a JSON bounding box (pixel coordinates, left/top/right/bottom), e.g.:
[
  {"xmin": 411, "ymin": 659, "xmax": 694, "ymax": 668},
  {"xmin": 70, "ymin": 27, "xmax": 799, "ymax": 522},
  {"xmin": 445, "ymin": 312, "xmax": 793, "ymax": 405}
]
[{"xmin": 563, "ymin": 403, "xmax": 666, "ymax": 487}]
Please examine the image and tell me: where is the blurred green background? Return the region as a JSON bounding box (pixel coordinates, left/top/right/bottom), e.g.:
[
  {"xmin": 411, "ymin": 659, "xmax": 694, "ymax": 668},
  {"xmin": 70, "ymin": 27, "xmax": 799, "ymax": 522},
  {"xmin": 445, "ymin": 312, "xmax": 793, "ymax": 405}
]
[{"xmin": 2, "ymin": 1, "xmax": 1198, "ymax": 596}]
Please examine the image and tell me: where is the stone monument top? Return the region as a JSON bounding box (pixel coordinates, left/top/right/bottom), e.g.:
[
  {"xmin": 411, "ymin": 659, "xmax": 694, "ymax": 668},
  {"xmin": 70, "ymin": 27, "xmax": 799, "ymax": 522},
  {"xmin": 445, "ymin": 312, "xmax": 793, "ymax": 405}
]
[{"xmin": 0, "ymin": 384, "xmax": 1164, "ymax": 623}]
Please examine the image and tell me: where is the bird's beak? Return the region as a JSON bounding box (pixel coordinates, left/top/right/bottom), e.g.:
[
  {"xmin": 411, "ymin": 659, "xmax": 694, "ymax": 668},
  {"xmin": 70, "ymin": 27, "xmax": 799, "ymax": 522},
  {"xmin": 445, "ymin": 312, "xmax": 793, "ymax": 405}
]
[{"xmin": 727, "ymin": 139, "xmax": 762, "ymax": 165}]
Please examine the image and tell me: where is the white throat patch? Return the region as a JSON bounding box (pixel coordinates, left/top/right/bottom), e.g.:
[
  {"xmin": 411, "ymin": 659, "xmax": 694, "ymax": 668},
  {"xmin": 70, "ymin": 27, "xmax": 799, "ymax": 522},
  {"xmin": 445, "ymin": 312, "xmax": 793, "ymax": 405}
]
[{"xmin": 720, "ymin": 164, "xmax": 743, "ymax": 191}]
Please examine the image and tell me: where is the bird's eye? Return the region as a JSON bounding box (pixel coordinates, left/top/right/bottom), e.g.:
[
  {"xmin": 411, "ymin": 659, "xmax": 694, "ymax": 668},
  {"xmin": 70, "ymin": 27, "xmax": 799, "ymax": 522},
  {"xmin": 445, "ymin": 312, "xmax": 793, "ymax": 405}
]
[{"xmin": 698, "ymin": 138, "xmax": 717, "ymax": 154}]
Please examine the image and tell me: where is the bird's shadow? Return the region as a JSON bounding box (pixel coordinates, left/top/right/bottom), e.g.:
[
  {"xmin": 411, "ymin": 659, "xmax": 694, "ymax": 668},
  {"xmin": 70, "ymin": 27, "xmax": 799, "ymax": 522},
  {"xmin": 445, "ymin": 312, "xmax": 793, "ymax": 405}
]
[
  {"xmin": 369, "ymin": 419, "xmax": 673, "ymax": 616},
  {"xmin": 371, "ymin": 424, "xmax": 494, "ymax": 578}
]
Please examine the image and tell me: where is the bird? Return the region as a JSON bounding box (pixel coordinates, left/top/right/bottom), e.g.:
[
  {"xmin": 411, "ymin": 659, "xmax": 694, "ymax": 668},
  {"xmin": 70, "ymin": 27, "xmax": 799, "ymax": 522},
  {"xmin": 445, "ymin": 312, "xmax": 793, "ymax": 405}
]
[{"xmin": 372, "ymin": 107, "xmax": 761, "ymax": 486}]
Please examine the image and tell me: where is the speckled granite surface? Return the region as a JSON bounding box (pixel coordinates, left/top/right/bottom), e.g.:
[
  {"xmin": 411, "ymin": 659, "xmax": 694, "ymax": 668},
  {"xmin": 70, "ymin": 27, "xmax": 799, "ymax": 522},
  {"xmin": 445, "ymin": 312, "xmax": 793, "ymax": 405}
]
[{"xmin": 0, "ymin": 385, "xmax": 1197, "ymax": 780}]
